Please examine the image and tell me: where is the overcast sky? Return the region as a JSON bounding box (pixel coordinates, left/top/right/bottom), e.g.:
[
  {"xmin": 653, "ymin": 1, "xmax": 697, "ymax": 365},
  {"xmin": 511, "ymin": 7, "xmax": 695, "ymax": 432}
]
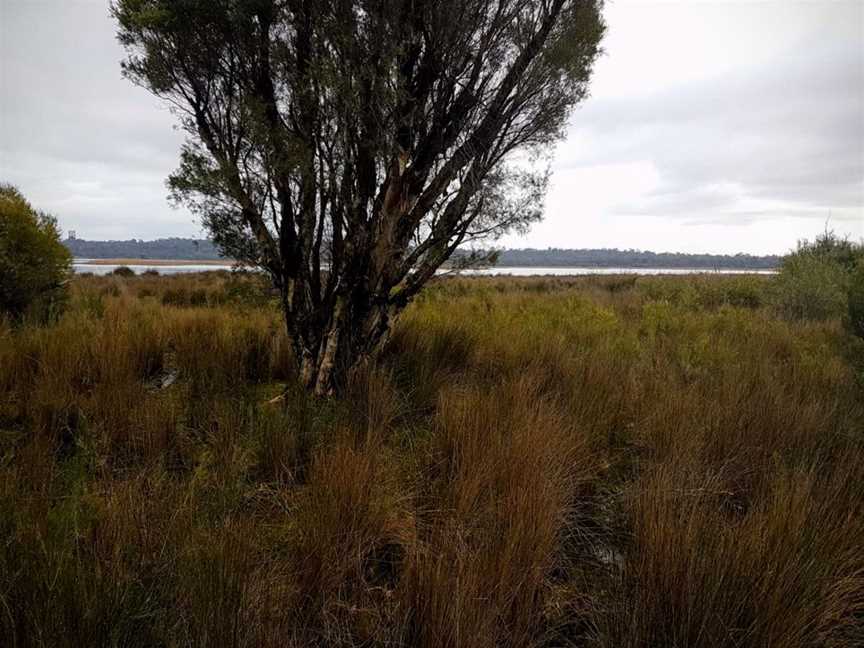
[{"xmin": 1, "ymin": 0, "xmax": 862, "ymax": 254}]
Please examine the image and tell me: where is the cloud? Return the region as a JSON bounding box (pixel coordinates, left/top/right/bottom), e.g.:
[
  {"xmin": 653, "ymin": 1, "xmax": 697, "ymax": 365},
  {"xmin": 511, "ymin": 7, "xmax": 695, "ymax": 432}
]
[
  {"xmin": 0, "ymin": 0, "xmax": 195, "ymax": 239},
  {"xmin": 515, "ymin": 0, "xmax": 864, "ymax": 252},
  {"xmin": 559, "ymin": 41, "xmax": 863, "ymax": 222},
  {"xmin": 1, "ymin": 0, "xmax": 862, "ymax": 252}
]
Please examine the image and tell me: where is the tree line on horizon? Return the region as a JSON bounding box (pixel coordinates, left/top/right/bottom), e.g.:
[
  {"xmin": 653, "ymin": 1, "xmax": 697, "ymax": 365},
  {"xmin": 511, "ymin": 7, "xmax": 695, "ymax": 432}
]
[{"xmin": 63, "ymin": 237, "xmax": 780, "ymax": 269}]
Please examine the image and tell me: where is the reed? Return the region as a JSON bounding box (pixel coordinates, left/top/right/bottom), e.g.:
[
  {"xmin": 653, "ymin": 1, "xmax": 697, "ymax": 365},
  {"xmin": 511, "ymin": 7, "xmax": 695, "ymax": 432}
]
[{"xmin": 0, "ymin": 271, "xmax": 861, "ymax": 646}]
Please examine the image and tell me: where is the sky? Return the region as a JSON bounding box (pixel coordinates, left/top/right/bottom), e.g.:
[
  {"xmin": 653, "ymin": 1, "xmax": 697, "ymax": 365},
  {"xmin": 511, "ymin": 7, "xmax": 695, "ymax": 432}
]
[{"xmin": 1, "ymin": 0, "xmax": 862, "ymax": 255}]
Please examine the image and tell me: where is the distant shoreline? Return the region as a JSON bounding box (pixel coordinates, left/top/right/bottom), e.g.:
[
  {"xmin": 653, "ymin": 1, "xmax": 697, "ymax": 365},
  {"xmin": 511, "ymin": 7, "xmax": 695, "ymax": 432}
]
[
  {"xmin": 71, "ymin": 259, "xmax": 776, "ymax": 278},
  {"xmin": 73, "ymin": 258, "xmax": 777, "ymax": 272},
  {"xmin": 65, "ymin": 239, "xmax": 781, "ymax": 270}
]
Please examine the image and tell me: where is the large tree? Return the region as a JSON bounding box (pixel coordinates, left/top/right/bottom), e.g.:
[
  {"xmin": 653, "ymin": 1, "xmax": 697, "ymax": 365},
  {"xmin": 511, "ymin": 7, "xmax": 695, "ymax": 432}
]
[{"xmin": 113, "ymin": 0, "xmax": 605, "ymax": 395}]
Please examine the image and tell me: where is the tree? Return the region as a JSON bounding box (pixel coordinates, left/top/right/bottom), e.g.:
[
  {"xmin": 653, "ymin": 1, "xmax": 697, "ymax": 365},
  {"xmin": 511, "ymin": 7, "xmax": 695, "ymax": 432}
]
[
  {"xmin": 848, "ymin": 257, "xmax": 864, "ymax": 339},
  {"xmin": 112, "ymin": 0, "xmax": 605, "ymax": 395},
  {"xmin": 772, "ymin": 251, "xmax": 849, "ymax": 322},
  {"xmin": 773, "ymin": 230, "xmax": 864, "ymax": 331},
  {"xmin": 0, "ymin": 185, "xmax": 72, "ymax": 322}
]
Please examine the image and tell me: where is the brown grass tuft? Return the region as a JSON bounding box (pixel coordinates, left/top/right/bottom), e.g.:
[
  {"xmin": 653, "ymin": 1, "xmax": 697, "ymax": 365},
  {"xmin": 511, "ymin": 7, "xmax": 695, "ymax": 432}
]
[{"xmin": 1, "ymin": 272, "xmax": 861, "ymax": 646}]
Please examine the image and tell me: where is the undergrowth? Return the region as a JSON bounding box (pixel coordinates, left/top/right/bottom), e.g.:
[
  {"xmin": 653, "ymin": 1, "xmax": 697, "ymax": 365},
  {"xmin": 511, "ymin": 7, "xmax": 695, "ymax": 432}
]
[{"xmin": 1, "ymin": 272, "xmax": 861, "ymax": 647}]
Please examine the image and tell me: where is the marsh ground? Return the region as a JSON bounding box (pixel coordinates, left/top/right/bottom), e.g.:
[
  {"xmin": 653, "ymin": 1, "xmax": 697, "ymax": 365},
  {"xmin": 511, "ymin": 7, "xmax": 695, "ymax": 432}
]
[{"xmin": 1, "ymin": 272, "xmax": 862, "ymax": 647}]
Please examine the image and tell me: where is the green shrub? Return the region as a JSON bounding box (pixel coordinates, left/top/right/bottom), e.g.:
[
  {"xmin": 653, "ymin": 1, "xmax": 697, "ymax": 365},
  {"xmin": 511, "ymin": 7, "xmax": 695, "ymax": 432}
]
[
  {"xmin": 162, "ymin": 287, "xmax": 189, "ymax": 306},
  {"xmin": 0, "ymin": 184, "xmax": 72, "ymax": 321},
  {"xmin": 773, "ymin": 232, "xmax": 864, "ymax": 332},
  {"xmin": 189, "ymin": 288, "xmax": 208, "ymax": 306},
  {"xmin": 111, "ymin": 266, "xmax": 136, "ymax": 277},
  {"xmin": 709, "ymin": 276, "xmax": 766, "ymax": 309},
  {"xmin": 222, "ymin": 272, "xmax": 274, "ymax": 307},
  {"xmin": 806, "ymin": 230, "xmax": 861, "ymax": 272},
  {"xmin": 848, "ymin": 258, "xmax": 864, "ymax": 339},
  {"xmin": 772, "ymin": 252, "xmax": 848, "ymax": 321}
]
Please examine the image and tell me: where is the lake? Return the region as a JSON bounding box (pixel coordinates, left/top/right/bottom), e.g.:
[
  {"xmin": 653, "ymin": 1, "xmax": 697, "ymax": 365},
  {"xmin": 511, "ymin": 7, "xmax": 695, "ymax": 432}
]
[{"xmin": 72, "ymin": 260, "xmax": 776, "ymax": 277}]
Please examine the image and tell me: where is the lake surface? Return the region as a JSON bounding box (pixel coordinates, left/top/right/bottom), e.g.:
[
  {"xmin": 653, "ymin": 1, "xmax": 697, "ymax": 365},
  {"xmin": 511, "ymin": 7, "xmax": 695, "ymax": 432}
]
[
  {"xmin": 73, "ymin": 260, "xmax": 234, "ymax": 275},
  {"xmin": 450, "ymin": 266, "xmax": 776, "ymax": 276},
  {"xmin": 73, "ymin": 260, "xmax": 776, "ymax": 277}
]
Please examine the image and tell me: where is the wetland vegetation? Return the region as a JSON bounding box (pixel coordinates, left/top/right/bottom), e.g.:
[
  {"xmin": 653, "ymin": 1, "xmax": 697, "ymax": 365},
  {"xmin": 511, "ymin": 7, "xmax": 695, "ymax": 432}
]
[{"xmin": 1, "ymin": 270, "xmax": 862, "ymax": 647}]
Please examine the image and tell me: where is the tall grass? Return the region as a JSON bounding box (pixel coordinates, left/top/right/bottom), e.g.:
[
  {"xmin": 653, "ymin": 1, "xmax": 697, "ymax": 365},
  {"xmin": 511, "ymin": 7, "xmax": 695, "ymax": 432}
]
[{"xmin": 0, "ymin": 271, "xmax": 861, "ymax": 646}]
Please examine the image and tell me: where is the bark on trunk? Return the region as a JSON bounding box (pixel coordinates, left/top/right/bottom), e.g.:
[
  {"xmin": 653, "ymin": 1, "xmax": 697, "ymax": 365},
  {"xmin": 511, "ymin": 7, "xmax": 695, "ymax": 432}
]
[
  {"xmin": 312, "ymin": 298, "xmax": 345, "ymax": 397},
  {"xmin": 290, "ymin": 296, "xmax": 393, "ymax": 398}
]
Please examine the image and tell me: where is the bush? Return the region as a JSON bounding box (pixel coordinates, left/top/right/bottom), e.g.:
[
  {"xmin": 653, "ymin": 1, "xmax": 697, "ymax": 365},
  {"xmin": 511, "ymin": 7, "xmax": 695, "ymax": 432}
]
[
  {"xmin": 772, "ymin": 252, "xmax": 848, "ymax": 321},
  {"xmin": 0, "ymin": 184, "xmax": 72, "ymax": 321},
  {"xmin": 111, "ymin": 266, "xmax": 136, "ymax": 277},
  {"xmin": 848, "ymin": 258, "xmax": 864, "ymax": 338},
  {"xmin": 805, "ymin": 230, "xmax": 862, "ymax": 272},
  {"xmin": 773, "ymin": 231, "xmax": 863, "ymax": 327}
]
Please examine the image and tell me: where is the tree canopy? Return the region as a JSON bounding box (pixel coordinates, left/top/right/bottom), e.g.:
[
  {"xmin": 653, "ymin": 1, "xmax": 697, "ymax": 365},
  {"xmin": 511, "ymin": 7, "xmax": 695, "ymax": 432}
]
[
  {"xmin": 0, "ymin": 185, "xmax": 72, "ymax": 321},
  {"xmin": 113, "ymin": 0, "xmax": 605, "ymax": 394}
]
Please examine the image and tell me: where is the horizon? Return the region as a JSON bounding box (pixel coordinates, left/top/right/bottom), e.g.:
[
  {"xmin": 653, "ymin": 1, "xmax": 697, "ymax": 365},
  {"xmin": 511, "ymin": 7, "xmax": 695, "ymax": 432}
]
[
  {"xmin": 2, "ymin": 0, "xmax": 862, "ymax": 254},
  {"xmin": 63, "ymin": 234, "xmax": 785, "ymax": 259}
]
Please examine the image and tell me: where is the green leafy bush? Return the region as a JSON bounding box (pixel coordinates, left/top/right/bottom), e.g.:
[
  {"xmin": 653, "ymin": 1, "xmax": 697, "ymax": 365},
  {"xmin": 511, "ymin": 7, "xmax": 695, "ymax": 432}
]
[
  {"xmin": 848, "ymin": 258, "xmax": 864, "ymax": 338},
  {"xmin": 804, "ymin": 231, "xmax": 862, "ymax": 272},
  {"xmin": 773, "ymin": 232, "xmax": 864, "ymax": 333},
  {"xmin": 111, "ymin": 266, "xmax": 136, "ymax": 277},
  {"xmin": 0, "ymin": 184, "xmax": 72, "ymax": 321},
  {"xmin": 772, "ymin": 252, "xmax": 848, "ymax": 321}
]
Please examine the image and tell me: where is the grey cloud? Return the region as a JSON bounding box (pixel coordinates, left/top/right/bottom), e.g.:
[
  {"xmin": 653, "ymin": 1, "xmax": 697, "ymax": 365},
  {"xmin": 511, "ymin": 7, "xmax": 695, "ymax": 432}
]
[
  {"xmin": 0, "ymin": 0, "xmax": 861, "ymax": 246},
  {"xmin": 1, "ymin": 0, "xmax": 194, "ymax": 238},
  {"xmin": 561, "ymin": 40, "xmax": 863, "ymax": 221}
]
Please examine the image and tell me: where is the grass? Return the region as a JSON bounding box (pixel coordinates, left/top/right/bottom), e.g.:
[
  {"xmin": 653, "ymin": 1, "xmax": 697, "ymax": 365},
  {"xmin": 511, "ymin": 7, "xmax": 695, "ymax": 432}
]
[{"xmin": 1, "ymin": 271, "xmax": 862, "ymax": 647}]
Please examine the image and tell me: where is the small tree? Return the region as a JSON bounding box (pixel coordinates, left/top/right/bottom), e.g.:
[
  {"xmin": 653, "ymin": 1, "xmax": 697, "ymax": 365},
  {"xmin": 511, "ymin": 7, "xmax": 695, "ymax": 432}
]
[
  {"xmin": 773, "ymin": 252, "xmax": 848, "ymax": 321},
  {"xmin": 0, "ymin": 185, "xmax": 72, "ymax": 322},
  {"xmin": 773, "ymin": 231, "xmax": 864, "ymax": 331},
  {"xmin": 848, "ymin": 258, "xmax": 864, "ymax": 339},
  {"xmin": 113, "ymin": 0, "xmax": 605, "ymax": 395}
]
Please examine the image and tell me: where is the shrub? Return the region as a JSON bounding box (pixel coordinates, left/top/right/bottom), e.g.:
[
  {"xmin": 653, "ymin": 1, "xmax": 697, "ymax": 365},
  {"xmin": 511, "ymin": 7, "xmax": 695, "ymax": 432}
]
[
  {"xmin": 0, "ymin": 184, "xmax": 72, "ymax": 321},
  {"xmin": 111, "ymin": 266, "xmax": 136, "ymax": 277},
  {"xmin": 162, "ymin": 287, "xmax": 189, "ymax": 306},
  {"xmin": 848, "ymin": 258, "xmax": 864, "ymax": 338},
  {"xmin": 772, "ymin": 252, "xmax": 848, "ymax": 321},
  {"xmin": 773, "ymin": 232, "xmax": 864, "ymax": 332},
  {"xmin": 189, "ymin": 288, "xmax": 208, "ymax": 306},
  {"xmin": 805, "ymin": 230, "xmax": 862, "ymax": 272}
]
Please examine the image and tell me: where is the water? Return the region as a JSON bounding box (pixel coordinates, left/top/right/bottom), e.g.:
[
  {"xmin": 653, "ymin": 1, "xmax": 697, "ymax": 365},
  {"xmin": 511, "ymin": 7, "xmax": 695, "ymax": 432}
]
[
  {"xmin": 73, "ymin": 260, "xmax": 776, "ymax": 277},
  {"xmin": 73, "ymin": 260, "xmax": 234, "ymax": 276},
  {"xmin": 455, "ymin": 266, "xmax": 776, "ymax": 276}
]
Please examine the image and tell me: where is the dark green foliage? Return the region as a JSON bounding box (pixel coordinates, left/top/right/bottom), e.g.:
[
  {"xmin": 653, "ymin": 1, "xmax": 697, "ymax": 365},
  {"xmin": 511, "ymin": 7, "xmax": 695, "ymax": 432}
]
[
  {"xmin": 111, "ymin": 0, "xmax": 606, "ymax": 395},
  {"xmin": 848, "ymin": 258, "xmax": 864, "ymax": 338},
  {"xmin": 0, "ymin": 184, "xmax": 72, "ymax": 322},
  {"xmin": 803, "ymin": 230, "xmax": 862, "ymax": 273},
  {"xmin": 772, "ymin": 254, "xmax": 848, "ymax": 320},
  {"xmin": 773, "ymin": 231, "xmax": 864, "ymax": 336},
  {"xmin": 111, "ymin": 266, "xmax": 136, "ymax": 277}
]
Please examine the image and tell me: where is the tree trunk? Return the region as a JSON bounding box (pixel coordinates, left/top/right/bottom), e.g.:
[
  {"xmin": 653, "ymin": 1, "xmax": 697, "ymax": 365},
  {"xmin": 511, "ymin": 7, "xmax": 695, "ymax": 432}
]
[
  {"xmin": 291, "ymin": 293, "xmax": 394, "ymax": 398},
  {"xmin": 312, "ymin": 298, "xmax": 345, "ymax": 397}
]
